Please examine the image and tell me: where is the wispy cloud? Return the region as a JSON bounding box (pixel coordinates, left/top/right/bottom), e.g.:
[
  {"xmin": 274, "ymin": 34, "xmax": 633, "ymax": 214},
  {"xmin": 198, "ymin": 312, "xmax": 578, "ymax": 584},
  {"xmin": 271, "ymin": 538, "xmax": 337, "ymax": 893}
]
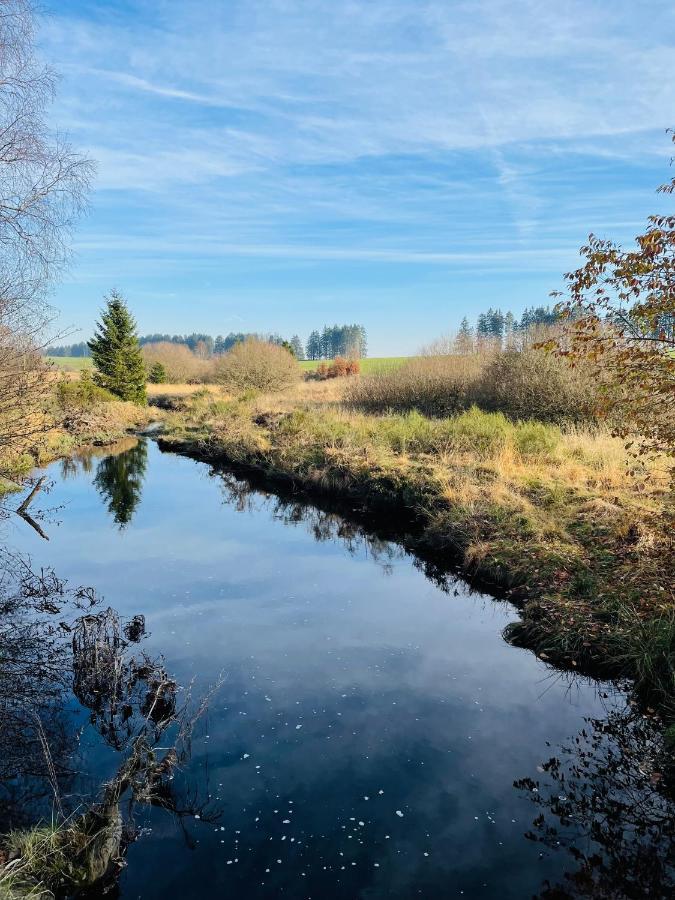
[{"xmin": 40, "ymin": 0, "xmax": 675, "ymax": 351}]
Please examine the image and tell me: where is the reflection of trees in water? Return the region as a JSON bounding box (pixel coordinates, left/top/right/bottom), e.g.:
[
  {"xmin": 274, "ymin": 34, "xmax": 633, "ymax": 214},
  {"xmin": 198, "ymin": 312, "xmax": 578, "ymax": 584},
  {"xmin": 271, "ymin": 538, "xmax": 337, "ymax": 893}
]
[
  {"xmin": 217, "ymin": 471, "xmax": 405, "ymax": 576},
  {"xmin": 94, "ymin": 438, "xmax": 148, "ymax": 528},
  {"xmin": 0, "ymin": 549, "xmax": 221, "ymax": 891},
  {"xmin": 216, "ymin": 470, "xmax": 474, "ymax": 593},
  {"xmin": 59, "ymin": 437, "xmax": 141, "ymax": 481},
  {"xmin": 0, "ymin": 551, "xmax": 96, "ymax": 827},
  {"xmin": 516, "ymin": 707, "xmax": 675, "ymax": 899}
]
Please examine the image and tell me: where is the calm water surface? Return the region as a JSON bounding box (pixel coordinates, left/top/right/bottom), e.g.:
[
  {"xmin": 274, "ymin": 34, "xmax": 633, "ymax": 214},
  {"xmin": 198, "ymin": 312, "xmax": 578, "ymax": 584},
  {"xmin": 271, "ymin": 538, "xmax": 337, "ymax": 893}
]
[{"xmin": 4, "ymin": 438, "xmax": 668, "ymax": 899}]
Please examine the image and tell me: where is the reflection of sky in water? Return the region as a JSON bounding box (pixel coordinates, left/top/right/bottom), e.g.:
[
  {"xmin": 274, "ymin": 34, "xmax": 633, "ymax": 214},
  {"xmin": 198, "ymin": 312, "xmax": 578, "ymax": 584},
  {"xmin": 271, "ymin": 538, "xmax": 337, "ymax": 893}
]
[{"xmin": 8, "ymin": 440, "xmax": 622, "ymax": 899}]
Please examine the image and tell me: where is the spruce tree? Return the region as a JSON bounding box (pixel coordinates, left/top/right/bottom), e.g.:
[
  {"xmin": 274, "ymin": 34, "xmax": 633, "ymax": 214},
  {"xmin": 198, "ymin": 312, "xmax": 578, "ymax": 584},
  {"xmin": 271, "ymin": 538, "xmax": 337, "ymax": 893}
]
[
  {"xmin": 88, "ymin": 291, "xmax": 147, "ymax": 403},
  {"xmin": 148, "ymin": 362, "xmax": 167, "ymax": 384}
]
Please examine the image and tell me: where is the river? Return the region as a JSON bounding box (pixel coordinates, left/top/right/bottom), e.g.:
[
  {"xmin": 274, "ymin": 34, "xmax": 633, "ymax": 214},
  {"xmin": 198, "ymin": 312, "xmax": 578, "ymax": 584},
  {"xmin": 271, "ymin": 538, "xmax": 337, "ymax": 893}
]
[{"xmin": 2, "ymin": 437, "xmax": 672, "ymax": 898}]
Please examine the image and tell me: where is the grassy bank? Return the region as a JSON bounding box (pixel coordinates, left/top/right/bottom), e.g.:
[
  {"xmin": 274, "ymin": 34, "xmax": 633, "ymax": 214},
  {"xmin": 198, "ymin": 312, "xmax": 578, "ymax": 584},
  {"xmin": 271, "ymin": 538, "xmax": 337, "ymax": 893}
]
[
  {"xmin": 0, "ymin": 382, "xmax": 153, "ymax": 492},
  {"xmin": 158, "ymin": 381, "xmax": 675, "ymax": 732}
]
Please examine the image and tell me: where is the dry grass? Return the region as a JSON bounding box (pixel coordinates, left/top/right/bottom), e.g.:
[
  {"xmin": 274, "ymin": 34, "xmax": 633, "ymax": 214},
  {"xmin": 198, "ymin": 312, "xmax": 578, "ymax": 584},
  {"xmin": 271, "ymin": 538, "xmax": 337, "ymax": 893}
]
[{"xmin": 146, "ymin": 382, "xmax": 221, "ymax": 399}]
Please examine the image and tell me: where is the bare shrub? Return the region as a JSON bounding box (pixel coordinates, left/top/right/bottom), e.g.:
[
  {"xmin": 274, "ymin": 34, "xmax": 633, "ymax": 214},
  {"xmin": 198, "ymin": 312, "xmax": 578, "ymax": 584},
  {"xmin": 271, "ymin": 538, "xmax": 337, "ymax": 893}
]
[
  {"xmin": 213, "ymin": 338, "xmax": 300, "ymax": 392},
  {"xmin": 141, "ymin": 342, "xmax": 212, "ymax": 384},
  {"xmin": 345, "ymin": 354, "xmax": 485, "ymax": 417},
  {"xmin": 474, "ymin": 349, "xmax": 598, "ymax": 424}
]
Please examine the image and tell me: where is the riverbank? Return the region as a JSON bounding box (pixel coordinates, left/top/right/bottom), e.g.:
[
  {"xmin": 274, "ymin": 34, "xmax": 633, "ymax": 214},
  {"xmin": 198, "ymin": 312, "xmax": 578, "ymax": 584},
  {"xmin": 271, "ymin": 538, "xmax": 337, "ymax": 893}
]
[
  {"xmin": 158, "ymin": 385, "xmax": 675, "ymax": 736},
  {"xmin": 0, "ymin": 396, "xmax": 154, "ymax": 496}
]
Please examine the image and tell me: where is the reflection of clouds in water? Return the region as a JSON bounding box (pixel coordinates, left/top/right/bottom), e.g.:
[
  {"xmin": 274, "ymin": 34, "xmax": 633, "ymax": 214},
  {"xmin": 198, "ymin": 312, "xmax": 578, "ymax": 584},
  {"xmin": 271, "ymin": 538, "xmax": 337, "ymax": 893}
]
[
  {"xmin": 8, "ymin": 441, "xmax": 673, "ymax": 899},
  {"xmin": 217, "ymin": 471, "xmax": 404, "ymax": 575}
]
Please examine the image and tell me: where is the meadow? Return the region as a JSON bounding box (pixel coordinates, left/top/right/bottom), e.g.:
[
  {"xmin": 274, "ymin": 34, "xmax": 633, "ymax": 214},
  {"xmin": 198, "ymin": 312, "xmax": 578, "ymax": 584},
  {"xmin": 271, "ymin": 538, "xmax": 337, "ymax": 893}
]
[
  {"xmin": 47, "ymin": 354, "xmax": 411, "ymax": 375},
  {"xmin": 46, "ymin": 355, "xmax": 92, "ymax": 371}
]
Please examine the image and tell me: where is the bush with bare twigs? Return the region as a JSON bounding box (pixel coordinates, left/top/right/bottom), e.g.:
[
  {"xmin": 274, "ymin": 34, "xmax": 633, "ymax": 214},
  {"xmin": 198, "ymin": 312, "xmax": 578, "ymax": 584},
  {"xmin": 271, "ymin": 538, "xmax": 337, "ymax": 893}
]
[
  {"xmin": 475, "ymin": 349, "xmax": 599, "ymax": 424},
  {"xmin": 213, "ymin": 338, "xmax": 300, "ymax": 392},
  {"xmin": 345, "ymin": 353, "xmax": 485, "ymax": 417},
  {"xmin": 347, "ymin": 342, "xmax": 598, "ymax": 425},
  {"xmin": 141, "ymin": 342, "xmax": 212, "ymax": 384}
]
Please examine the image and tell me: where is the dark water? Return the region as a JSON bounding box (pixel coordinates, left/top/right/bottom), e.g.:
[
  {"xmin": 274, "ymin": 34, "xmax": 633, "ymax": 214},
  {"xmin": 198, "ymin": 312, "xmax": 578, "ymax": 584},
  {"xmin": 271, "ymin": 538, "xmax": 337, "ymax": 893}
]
[{"xmin": 3, "ymin": 438, "xmax": 673, "ymax": 899}]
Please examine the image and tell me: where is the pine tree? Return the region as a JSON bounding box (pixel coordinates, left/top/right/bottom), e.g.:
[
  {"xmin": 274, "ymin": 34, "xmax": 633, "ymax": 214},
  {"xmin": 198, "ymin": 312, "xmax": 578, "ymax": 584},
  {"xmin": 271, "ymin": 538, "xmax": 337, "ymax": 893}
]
[
  {"xmin": 148, "ymin": 362, "xmax": 167, "ymax": 384},
  {"xmin": 290, "ymin": 335, "xmax": 304, "ymax": 359},
  {"xmin": 88, "ymin": 291, "xmax": 147, "ymax": 403},
  {"xmin": 454, "ymin": 316, "xmax": 474, "ymax": 353}
]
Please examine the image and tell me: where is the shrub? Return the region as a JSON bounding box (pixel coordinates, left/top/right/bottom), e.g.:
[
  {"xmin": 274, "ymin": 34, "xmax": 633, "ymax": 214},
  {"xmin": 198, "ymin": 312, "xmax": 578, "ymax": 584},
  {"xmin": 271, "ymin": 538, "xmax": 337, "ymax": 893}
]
[
  {"xmin": 213, "ymin": 338, "xmax": 300, "ymax": 392},
  {"xmin": 55, "ymin": 371, "xmax": 116, "ymax": 408},
  {"xmin": 313, "ymin": 357, "xmax": 360, "ymax": 380},
  {"xmin": 345, "ymin": 354, "xmax": 484, "ymax": 416},
  {"xmin": 474, "ymin": 349, "xmax": 597, "ymax": 424},
  {"xmin": 141, "ymin": 342, "xmax": 212, "ymax": 383}
]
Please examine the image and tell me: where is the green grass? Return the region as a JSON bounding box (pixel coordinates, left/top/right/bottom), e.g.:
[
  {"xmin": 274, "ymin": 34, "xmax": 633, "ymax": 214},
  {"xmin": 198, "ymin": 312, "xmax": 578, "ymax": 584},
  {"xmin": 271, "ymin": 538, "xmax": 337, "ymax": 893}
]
[
  {"xmin": 299, "ymin": 356, "xmax": 412, "ymax": 374},
  {"xmin": 46, "ymin": 356, "xmax": 92, "ymax": 372}
]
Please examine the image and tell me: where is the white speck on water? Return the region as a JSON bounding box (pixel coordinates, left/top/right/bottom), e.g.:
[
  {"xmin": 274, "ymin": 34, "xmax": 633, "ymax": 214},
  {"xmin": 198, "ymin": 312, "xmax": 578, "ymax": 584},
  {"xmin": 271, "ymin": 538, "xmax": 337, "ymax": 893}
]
[
  {"xmin": 194, "ymin": 815, "xmax": 200, "ymax": 820},
  {"xmin": 378, "ymin": 790, "xmax": 384, "ymax": 795},
  {"xmin": 282, "ymin": 820, "xmax": 290, "ymax": 824},
  {"xmin": 395, "ymin": 810, "xmax": 404, "ymax": 818},
  {"xmin": 242, "ymin": 753, "xmax": 250, "ymax": 759}
]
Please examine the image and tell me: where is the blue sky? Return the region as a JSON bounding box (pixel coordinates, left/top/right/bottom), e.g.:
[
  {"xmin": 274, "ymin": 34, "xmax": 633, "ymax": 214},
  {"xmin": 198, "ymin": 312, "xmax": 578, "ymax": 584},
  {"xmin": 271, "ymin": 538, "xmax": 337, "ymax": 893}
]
[{"xmin": 42, "ymin": 0, "xmax": 675, "ymax": 355}]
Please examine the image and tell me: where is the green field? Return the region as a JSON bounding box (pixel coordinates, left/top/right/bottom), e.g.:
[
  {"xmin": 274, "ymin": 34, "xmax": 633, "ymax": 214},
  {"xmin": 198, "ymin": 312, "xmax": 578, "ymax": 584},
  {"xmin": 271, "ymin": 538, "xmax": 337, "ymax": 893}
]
[
  {"xmin": 299, "ymin": 356, "xmax": 411, "ymax": 373},
  {"xmin": 46, "ymin": 355, "xmax": 92, "ymax": 371},
  {"xmin": 47, "ymin": 355, "xmax": 412, "ymax": 376}
]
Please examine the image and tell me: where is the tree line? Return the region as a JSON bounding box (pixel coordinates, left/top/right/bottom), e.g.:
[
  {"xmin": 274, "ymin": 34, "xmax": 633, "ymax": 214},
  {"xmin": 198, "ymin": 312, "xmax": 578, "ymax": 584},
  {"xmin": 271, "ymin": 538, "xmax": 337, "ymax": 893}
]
[
  {"xmin": 457, "ymin": 305, "xmax": 559, "ymax": 343},
  {"xmin": 48, "ymin": 324, "xmax": 368, "ymax": 362},
  {"xmin": 305, "ymin": 324, "xmax": 368, "ymax": 360}
]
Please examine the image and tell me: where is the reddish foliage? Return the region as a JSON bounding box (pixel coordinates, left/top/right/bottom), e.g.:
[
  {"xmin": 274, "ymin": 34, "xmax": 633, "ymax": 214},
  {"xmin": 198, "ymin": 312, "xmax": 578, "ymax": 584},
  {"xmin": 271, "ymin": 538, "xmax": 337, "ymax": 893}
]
[{"xmin": 313, "ymin": 357, "xmax": 360, "ymax": 379}]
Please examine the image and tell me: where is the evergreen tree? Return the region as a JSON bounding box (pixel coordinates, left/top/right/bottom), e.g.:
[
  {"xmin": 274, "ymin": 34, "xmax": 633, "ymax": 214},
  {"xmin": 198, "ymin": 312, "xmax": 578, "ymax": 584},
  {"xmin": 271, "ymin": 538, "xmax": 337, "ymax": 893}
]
[
  {"xmin": 148, "ymin": 362, "xmax": 167, "ymax": 384},
  {"xmin": 290, "ymin": 335, "xmax": 304, "ymax": 359},
  {"xmin": 454, "ymin": 316, "xmax": 474, "ymax": 353},
  {"xmin": 305, "ymin": 330, "xmax": 321, "ymax": 360},
  {"xmin": 88, "ymin": 291, "xmax": 147, "ymax": 403}
]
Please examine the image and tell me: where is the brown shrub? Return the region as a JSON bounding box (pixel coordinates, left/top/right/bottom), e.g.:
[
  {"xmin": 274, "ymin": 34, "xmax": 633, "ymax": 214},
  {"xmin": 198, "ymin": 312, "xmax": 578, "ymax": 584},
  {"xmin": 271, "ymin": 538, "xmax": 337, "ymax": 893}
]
[
  {"xmin": 141, "ymin": 342, "xmax": 212, "ymax": 384},
  {"xmin": 474, "ymin": 349, "xmax": 598, "ymax": 424},
  {"xmin": 346, "ymin": 348, "xmax": 598, "ymax": 425},
  {"xmin": 313, "ymin": 357, "xmax": 360, "ymax": 380},
  {"xmin": 345, "ymin": 354, "xmax": 484, "ymax": 416},
  {"xmin": 213, "ymin": 338, "xmax": 300, "ymax": 392}
]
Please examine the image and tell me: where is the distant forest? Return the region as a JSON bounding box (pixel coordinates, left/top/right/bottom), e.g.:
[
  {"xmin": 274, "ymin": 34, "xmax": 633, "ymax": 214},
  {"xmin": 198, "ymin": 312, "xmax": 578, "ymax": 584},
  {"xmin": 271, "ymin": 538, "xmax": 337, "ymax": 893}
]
[
  {"xmin": 46, "ymin": 324, "xmax": 369, "ymax": 361},
  {"xmin": 457, "ymin": 305, "xmax": 559, "ymax": 341}
]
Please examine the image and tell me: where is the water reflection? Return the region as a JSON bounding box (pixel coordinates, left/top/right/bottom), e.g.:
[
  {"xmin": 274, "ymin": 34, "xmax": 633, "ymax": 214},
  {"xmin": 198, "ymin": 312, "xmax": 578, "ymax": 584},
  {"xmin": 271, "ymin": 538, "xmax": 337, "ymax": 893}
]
[
  {"xmin": 0, "ymin": 550, "xmax": 83, "ymax": 828},
  {"xmin": 0, "ymin": 545, "xmax": 220, "ymax": 893},
  {"xmin": 3, "ymin": 440, "xmax": 674, "ymax": 898},
  {"xmin": 516, "ymin": 708, "xmax": 675, "ymax": 898},
  {"xmin": 94, "ymin": 438, "xmax": 148, "ymax": 528},
  {"xmin": 214, "ymin": 468, "xmax": 468, "ymax": 591}
]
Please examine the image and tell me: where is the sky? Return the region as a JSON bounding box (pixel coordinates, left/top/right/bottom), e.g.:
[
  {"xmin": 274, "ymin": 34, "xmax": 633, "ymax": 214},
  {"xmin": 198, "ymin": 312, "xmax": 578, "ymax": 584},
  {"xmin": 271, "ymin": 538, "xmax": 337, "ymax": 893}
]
[{"xmin": 41, "ymin": 0, "xmax": 675, "ymax": 356}]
